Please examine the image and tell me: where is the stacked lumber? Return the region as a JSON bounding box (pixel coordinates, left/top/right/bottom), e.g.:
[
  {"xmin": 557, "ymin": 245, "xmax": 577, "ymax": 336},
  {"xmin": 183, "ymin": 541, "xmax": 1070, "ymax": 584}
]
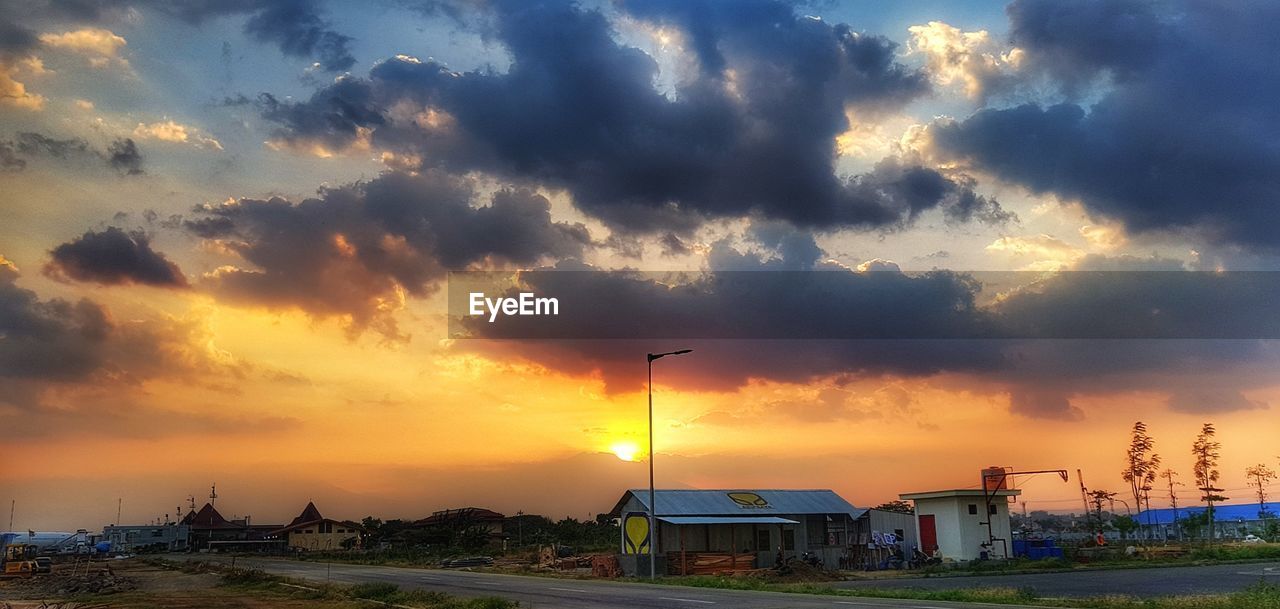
[
  {"xmin": 665, "ymin": 552, "xmax": 756, "ymax": 575},
  {"xmin": 591, "ymin": 554, "xmax": 622, "ymax": 578}
]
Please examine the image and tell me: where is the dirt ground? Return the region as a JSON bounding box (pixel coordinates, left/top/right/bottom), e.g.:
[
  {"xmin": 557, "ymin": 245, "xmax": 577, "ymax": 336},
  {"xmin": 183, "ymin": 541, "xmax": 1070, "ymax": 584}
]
[{"xmin": 0, "ymin": 559, "xmax": 366, "ymax": 608}]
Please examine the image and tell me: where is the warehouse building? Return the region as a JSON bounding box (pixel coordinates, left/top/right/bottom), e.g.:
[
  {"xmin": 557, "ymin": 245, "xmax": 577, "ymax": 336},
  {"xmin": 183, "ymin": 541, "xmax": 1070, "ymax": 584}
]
[
  {"xmin": 900, "ymin": 488, "xmax": 1020, "ymax": 562},
  {"xmin": 1135, "ymin": 501, "xmax": 1280, "ymax": 540},
  {"xmin": 609, "ymin": 489, "xmax": 863, "ymax": 576}
]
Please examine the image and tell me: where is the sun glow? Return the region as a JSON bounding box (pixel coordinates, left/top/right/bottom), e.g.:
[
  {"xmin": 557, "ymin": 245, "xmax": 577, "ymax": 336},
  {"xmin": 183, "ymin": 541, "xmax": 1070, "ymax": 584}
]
[{"xmin": 610, "ymin": 441, "xmax": 641, "ymax": 462}]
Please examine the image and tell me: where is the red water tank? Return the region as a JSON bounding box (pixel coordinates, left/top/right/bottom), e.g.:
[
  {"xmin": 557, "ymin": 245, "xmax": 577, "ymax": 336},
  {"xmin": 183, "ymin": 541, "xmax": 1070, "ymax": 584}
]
[{"xmin": 982, "ymin": 466, "xmax": 1010, "ymax": 491}]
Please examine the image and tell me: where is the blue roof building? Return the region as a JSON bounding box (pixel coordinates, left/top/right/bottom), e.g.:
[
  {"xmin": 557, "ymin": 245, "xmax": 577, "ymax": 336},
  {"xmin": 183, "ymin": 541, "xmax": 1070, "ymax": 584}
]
[{"xmin": 1135, "ymin": 501, "xmax": 1280, "ymax": 526}]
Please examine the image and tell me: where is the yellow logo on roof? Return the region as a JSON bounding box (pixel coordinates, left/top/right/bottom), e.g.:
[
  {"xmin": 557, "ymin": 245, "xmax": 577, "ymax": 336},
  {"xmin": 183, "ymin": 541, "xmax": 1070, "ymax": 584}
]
[{"xmin": 727, "ymin": 492, "xmax": 770, "ymax": 508}]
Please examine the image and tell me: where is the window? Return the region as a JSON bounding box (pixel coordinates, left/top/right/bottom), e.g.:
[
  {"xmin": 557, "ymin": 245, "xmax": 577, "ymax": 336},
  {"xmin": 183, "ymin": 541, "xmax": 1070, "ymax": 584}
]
[
  {"xmin": 968, "ymin": 504, "xmax": 978, "ymax": 515},
  {"xmin": 989, "ymin": 504, "xmax": 998, "ymax": 515},
  {"xmin": 782, "ymin": 529, "xmax": 795, "ymax": 551},
  {"xmin": 755, "ymin": 529, "xmax": 770, "ymax": 552}
]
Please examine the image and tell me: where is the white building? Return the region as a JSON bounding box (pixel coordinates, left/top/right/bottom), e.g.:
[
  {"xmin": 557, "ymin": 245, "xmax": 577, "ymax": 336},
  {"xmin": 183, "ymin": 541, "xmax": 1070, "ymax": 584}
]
[{"xmin": 899, "ymin": 488, "xmax": 1020, "ymax": 562}]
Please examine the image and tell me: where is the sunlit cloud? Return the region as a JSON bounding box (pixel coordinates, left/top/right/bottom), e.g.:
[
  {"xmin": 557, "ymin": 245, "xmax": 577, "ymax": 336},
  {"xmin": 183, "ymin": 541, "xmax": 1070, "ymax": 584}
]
[{"xmin": 133, "ymin": 119, "xmax": 223, "ymax": 151}]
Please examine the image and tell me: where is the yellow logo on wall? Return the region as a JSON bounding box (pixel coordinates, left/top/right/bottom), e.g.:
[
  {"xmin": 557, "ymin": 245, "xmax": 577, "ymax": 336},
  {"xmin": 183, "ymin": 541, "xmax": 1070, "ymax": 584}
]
[
  {"xmin": 623, "ymin": 513, "xmax": 650, "ymax": 554},
  {"xmin": 727, "ymin": 492, "xmax": 770, "ymax": 508}
]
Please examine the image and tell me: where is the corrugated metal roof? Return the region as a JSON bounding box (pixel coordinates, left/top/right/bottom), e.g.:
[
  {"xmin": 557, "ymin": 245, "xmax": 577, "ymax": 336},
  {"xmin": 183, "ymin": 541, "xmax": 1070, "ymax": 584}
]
[
  {"xmin": 613, "ymin": 489, "xmax": 863, "ymax": 518},
  {"xmin": 1136, "ymin": 502, "xmax": 1280, "ymax": 526},
  {"xmin": 658, "ymin": 516, "xmax": 799, "ymax": 525}
]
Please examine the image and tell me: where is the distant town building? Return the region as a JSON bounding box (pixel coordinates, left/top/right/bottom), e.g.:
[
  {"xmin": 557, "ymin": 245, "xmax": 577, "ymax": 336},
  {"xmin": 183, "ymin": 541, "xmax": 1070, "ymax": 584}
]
[
  {"xmin": 103, "ymin": 524, "xmax": 190, "ymax": 553},
  {"xmin": 180, "ymin": 503, "xmax": 283, "ymax": 552},
  {"xmin": 411, "ymin": 507, "xmax": 507, "ymax": 548},
  {"xmin": 267, "ymin": 502, "xmax": 364, "ymax": 551}
]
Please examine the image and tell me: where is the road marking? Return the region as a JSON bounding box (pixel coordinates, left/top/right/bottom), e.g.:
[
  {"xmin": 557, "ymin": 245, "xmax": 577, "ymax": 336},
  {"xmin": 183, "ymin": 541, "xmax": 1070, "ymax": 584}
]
[
  {"xmin": 1237, "ymin": 567, "xmax": 1280, "ymax": 576},
  {"xmin": 278, "ymin": 583, "xmax": 319, "ymax": 592},
  {"xmin": 548, "ymin": 586, "xmax": 588, "ymax": 593},
  {"xmin": 659, "ymin": 597, "xmax": 716, "ymax": 604}
]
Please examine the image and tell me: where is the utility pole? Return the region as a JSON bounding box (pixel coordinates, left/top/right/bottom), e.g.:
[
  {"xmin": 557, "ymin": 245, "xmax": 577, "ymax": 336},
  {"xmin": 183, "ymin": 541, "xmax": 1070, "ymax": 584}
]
[
  {"xmin": 117, "ymin": 498, "xmax": 122, "ymax": 525},
  {"xmin": 8, "ymin": 499, "xmax": 13, "ymax": 531}
]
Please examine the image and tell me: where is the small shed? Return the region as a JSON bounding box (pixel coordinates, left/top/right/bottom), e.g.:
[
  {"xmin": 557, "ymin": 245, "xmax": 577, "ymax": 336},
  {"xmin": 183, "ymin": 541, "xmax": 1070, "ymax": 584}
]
[
  {"xmin": 608, "ymin": 489, "xmax": 864, "ymax": 576},
  {"xmin": 849, "ymin": 508, "xmax": 919, "ymax": 570},
  {"xmin": 899, "ymin": 488, "xmax": 1020, "ymax": 562}
]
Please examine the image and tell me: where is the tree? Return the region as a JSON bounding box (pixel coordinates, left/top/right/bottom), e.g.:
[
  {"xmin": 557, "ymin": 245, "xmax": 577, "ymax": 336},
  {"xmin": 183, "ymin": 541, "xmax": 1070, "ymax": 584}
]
[
  {"xmin": 1121, "ymin": 421, "xmax": 1161, "ymax": 539},
  {"xmin": 1161, "ymin": 469, "xmax": 1184, "ymax": 540},
  {"xmin": 1112, "ymin": 515, "xmax": 1139, "ymax": 540},
  {"xmin": 873, "ymin": 500, "xmax": 914, "ymax": 514},
  {"xmin": 1192, "ymin": 423, "xmax": 1226, "ymax": 546},
  {"xmin": 1087, "ymin": 489, "xmax": 1116, "ymax": 536},
  {"xmin": 1245, "ymin": 464, "xmax": 1276, "ymax": 519}
]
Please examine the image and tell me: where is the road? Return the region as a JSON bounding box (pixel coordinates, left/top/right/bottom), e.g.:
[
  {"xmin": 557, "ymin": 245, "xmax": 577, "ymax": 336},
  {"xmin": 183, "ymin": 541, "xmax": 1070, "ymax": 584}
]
[
  {"xmin": 837, "ymin": 561, "xmax": 1280, "ymax": 598},
  {"xmin": 169, "ymin": 555, "xmax": 1040, "ymax": 609}
]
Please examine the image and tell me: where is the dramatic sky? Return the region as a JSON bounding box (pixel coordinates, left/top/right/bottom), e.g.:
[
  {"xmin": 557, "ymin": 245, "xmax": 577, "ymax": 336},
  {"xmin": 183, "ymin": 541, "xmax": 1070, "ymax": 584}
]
[{"xmin": 3, "ymin": 0, "xmax": 1279, "ymax": 530}]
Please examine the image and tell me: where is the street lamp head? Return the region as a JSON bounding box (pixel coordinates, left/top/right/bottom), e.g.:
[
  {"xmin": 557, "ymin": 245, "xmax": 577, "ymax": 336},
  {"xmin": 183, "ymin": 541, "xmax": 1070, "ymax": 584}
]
[{"xmin": 648, "ymin": 349, "xmax": 694, "ymax": 362}]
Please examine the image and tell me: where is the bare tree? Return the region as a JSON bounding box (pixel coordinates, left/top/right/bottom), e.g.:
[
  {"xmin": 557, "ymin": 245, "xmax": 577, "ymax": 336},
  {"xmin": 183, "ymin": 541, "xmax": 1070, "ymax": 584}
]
[
  {"xmin": 1121, "ymin": 421, "xmax": 1161, "ymax": 539},
  {"xmin": 1162, "ymin": 469, "xmax": 1184, "ymax": 541},
  {"xmin": 1245, "ymin": 464, "xmax": 1276, "ymax": 519},
  {"xmin": 1192, "ymin": 423, "xmax": 1226, "ymax": 545}
]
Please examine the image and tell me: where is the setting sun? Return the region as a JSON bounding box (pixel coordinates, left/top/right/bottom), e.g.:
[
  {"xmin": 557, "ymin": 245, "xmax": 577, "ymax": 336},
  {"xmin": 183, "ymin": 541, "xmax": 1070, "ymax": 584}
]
[{"xmin": 610, "ymin": 441, "xmax": 641, "ymax": 462}]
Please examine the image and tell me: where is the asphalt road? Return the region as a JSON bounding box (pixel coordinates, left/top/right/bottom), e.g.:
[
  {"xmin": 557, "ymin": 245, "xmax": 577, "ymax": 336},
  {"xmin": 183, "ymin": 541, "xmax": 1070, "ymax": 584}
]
[
  {"xmin": 836, "ymin": 561, "xmax": 1280, "ymax": 598},
  {"xmin": 168, "ymin": 555, "xmax": 1040, "ymax": 609}
]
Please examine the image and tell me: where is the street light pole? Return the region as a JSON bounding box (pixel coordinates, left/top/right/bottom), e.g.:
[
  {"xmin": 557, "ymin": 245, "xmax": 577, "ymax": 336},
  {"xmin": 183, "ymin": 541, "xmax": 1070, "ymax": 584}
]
[{"xmin": 647, "ymin": 349, "xmax": 692, "ymax": 580}]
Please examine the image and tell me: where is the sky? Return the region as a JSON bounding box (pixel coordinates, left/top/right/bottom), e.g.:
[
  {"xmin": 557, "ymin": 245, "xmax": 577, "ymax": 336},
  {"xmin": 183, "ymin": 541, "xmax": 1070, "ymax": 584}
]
[{"xmin": 2, "ymin": 0, "xmax": 1279, "ymax": 531}]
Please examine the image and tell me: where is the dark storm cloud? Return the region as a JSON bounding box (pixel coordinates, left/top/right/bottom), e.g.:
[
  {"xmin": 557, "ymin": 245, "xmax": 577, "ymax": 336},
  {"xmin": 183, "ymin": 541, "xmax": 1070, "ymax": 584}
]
[
  {"xmin": 0, "ymin": 259, "xmax": 111, "ymax": 384},
  {"xmin": 1009, "ymin": 387, "xmax": 1082, "ymax": 421},
  {"xmin": 105, "ymin": 137, "xmax": 143, "ymax": 175},
  {"xmin": 184, "ymin": 169, "xmax": 590, "ymax": 339},
  {"xmin": 170, "ymin": 0, "xmax": 356, "ymax": 71},
  {"xmin": 262, "ymin": 0, "xmax": 1008, "ymax": 234},
  {"xmin": 0, "ymin": 0, "xmax": 354, "ymax": 72},
  {"xmin": 927, "ymin": 0, "xmax": 1280, "ymax": 250},
  {"xmin": 1, "ymin": 132, "xmax": 145, "ymax": 175},
  {"xmin": 456, "ymin": 267, "xmax": 1280, "ymax": 340},
  {"xmin": 0, "ymin": 18, "xmax": 37, "ymax": 56},
  {"xmin": 1005, "ymin": 0, "xmax": 1167, "ymax": 89},
  {"xmin": 240, "ymin": 0, "xmax": 355, "ymax": 72},
  {"xmin": 451, "ymin": 253, "xmax": 1279, "ymax": 417},
  {"xmin": 1166, "ymin": 390, "xmax": 1267, "ymax": 415},
  {"xmin": 46, "ymin": 227, "xmax": 188, "ymax": 287},
  {"xmin": 13, "ymin": 132, "xmax": 90, "ymax": 158},
  {"xmin": 0, "ymin": 141, "xmax": 25, "ymax": 170}
]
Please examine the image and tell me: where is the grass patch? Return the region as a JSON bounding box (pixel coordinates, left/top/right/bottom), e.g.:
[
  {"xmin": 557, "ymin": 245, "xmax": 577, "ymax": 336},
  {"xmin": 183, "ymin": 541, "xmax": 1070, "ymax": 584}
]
[
  {"xmin": 348, "ymin": 582, "xmax": 515, "ymax": 608},
  {"xmin": 648, "ymin": 574, "xmax": 1280, "ymax": 609},
  {"xmin": 1189, "ymin": 545, "xmax": 1280, "ymax": 561}
]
